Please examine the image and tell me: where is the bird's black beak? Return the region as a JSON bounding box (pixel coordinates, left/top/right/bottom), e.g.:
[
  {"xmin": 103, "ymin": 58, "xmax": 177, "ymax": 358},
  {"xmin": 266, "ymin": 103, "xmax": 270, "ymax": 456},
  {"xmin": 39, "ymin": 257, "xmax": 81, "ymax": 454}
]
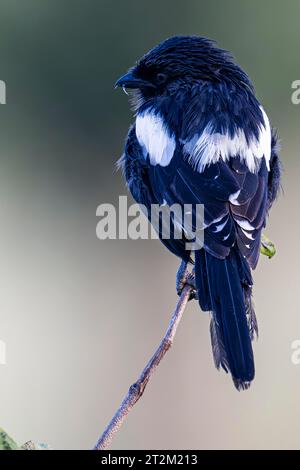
[{"xmin": 114, "ymin": 71, "xmax": 155, "ymax": 91}]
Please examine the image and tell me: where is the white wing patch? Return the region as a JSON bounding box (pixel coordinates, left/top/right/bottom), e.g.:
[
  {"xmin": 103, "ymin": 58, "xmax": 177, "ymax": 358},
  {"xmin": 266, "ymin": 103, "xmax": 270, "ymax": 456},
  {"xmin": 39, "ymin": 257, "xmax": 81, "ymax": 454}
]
[
  {"xmin": 235, "ymin": 219, "xmax": 255, "ymax": 231},
  {"xmin": 135, "ymin": 111, "xmax": 176, "ymax": 166},
  {"xmin": 212, "ymin": 217, "xmax": 229, "ymax": 233},
  {"xmin": 229, "ymin": 189, "xmax": 241, "ymax": 205},
  {"xmin": 183, "ymin": 106, "xmax": 271, "ymax": 173},
  {"xmin": 241, "ymin": 228, "xmax": 255, "ymax": 240}
]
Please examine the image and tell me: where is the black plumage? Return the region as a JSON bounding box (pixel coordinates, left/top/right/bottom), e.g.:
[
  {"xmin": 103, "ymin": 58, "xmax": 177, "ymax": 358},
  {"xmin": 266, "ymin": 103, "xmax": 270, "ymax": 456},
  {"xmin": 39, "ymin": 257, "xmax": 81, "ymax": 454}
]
[{"xmin": 116, "ymin": 36, "xmax": 281, "ymax": 389}]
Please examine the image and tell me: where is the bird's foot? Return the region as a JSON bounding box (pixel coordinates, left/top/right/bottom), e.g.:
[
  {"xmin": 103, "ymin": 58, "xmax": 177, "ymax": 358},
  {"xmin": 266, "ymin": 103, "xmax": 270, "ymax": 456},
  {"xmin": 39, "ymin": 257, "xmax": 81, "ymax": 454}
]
[{"xmin": 176, "ymin": 260, "xmax": 198, "ymax": 300}]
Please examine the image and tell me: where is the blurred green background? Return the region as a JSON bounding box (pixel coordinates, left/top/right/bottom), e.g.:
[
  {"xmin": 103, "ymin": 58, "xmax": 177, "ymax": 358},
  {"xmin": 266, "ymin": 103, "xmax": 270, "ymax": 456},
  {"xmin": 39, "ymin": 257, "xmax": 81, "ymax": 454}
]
[{"xmin": 0, "ymin": 0, "xmax": 299, "ymax": 449}]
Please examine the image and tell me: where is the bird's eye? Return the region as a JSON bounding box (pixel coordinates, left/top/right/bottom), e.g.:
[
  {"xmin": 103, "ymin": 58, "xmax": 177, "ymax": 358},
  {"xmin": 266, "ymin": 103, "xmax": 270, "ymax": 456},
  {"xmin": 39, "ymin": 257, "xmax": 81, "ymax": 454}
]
[{"xmin": 156, "ymin": 73, "xmax": 168, "ymax": 84}]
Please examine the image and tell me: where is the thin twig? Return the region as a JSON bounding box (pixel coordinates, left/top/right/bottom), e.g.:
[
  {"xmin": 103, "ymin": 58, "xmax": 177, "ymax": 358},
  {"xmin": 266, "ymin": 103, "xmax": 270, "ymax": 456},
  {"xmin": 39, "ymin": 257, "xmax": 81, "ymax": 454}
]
[{"xmin": 94, "ymin": 283, "xmax": 193, "ymax": 450}]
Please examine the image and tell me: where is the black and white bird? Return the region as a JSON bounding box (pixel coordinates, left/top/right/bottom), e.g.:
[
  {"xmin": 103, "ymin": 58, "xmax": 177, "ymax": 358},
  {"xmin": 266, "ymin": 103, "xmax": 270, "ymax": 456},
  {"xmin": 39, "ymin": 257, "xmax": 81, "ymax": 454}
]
[{"xmin": 115, "ymin": 36, "xmax": 281, "ymax": 390}]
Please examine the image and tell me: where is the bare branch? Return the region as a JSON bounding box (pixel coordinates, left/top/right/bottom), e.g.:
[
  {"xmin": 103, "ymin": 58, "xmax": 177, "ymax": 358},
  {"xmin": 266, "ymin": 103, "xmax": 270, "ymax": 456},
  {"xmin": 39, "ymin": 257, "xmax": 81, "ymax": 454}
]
[{"xmin": 94, "ymin": 283, "xmax": 193, "ymax": 450}]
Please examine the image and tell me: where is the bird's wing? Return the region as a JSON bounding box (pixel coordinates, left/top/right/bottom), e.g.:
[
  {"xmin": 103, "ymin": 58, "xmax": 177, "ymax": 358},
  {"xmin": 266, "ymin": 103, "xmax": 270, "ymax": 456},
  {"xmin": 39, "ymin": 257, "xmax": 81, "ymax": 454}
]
[
  {"xmin": 133, "ymin": 109, "xmax": 270, "ymax": 269},
  {"xmin": 119, "ymin": 124, "xmax": 190, "ymax": 261}
]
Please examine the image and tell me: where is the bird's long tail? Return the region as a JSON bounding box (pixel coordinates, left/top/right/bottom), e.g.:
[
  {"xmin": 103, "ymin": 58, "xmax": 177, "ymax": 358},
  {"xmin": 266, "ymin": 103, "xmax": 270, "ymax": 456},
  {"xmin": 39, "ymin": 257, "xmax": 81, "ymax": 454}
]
[{"xmin": 195, "ymin": 247, "xmax": 258, "ymax": 390}]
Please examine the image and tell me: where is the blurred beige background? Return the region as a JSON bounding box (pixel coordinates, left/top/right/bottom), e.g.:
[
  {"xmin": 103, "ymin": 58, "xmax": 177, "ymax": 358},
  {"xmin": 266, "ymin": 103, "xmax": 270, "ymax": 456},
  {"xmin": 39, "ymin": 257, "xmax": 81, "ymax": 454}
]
[{"xmin": 0, "ymin": 0, "xmax": 299, "ymax": 449}]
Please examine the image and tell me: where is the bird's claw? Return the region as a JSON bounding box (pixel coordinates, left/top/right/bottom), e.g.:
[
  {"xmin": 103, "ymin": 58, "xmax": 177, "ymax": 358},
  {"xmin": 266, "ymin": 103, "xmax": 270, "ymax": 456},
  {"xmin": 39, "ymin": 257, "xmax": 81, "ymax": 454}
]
[{"xmin": 176, "ymin": 260, "xmax": 198, "ymax": 301}]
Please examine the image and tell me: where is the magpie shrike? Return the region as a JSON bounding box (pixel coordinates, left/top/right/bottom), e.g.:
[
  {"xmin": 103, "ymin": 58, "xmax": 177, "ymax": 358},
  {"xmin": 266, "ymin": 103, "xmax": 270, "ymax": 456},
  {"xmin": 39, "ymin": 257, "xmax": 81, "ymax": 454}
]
[{"xmin": 115, "ymin": 36, "xmax": 281, "ymax": 390}]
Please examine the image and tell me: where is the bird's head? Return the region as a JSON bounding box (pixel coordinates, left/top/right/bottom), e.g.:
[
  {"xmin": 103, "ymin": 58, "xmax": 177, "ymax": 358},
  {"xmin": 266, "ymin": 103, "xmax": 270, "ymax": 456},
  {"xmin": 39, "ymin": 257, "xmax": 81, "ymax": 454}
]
[{"xmin": 115, "ymin": 36, "xmax": 253, "ymax": 107}]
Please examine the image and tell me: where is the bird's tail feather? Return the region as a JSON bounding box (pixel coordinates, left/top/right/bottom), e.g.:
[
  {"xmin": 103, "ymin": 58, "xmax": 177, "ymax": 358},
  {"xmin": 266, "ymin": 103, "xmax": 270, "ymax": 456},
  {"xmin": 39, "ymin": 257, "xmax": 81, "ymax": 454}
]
[
  {"xmin": 244, "ymin": 284, "xmax": 258, "ymax": 341},
  {"xmin": 195, "ymin": 247, "xmax": 256, "ymax": 390}
]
